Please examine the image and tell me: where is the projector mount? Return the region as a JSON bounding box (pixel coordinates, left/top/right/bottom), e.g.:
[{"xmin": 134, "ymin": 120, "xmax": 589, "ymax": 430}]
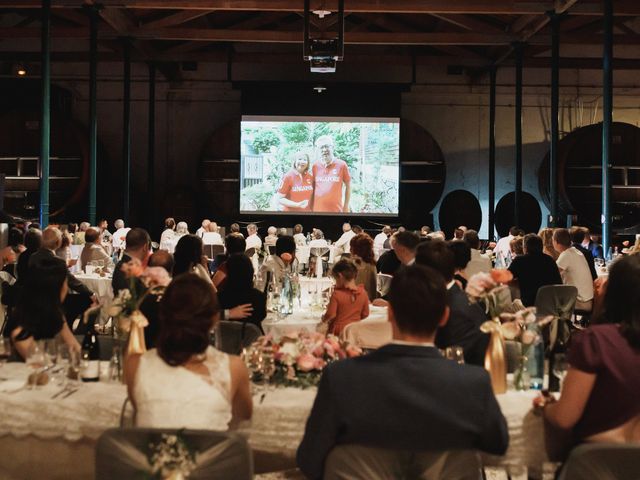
[{"xmin": 303, "ymin": 0, "xmax": 345, "ymax": 73}]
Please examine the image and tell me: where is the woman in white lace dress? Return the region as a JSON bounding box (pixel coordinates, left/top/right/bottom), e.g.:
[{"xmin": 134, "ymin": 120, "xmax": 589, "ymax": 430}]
[{"xmin": 124, "ymin": 273, "xmax": 252, "ymax": 430}]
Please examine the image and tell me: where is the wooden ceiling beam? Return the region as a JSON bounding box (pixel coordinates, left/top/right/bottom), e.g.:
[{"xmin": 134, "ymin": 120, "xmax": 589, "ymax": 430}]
[
  {"xmin": 141, "ymin": 9, "xmax": 213, "ymax": 28},
  {"xmin": 429, "ymin": 13, "xmax": 506, "ymax": 34}
]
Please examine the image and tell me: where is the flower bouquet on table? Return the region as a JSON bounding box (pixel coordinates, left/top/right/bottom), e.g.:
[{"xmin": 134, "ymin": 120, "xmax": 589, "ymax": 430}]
[
  {"xmin": 244, "ymin": 331, "xmax": 362, "ymax": 389},
  {"xmin": 147, "ymin": 433, "xmax": 196, "ymax": 480},
  {"xmin": 106, "ymin": 259, "xmax": 171, "ymax": 354}
]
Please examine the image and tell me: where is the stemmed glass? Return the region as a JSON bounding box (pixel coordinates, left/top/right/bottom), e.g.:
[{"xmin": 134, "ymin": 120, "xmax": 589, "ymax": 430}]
[
  {"xmin": 553, "ymin": 353, "xmax": 569, "ymax": 391},
  {"xmin": 446, "ymin": 346, "xmax": 465, "ymax": 365},
  {"xmin": 25, "ymin": 341, "xmax": 47, "ymax": 388},
  {"xmin": 56, "ymin": 345, "xmax": 71, "ymax": 386}
]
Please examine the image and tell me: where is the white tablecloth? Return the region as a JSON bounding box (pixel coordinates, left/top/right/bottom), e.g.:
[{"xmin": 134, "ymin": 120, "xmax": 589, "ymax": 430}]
[
  {"xmin": 75, "ymin": 274, "xmax": 113, "ymax": 303},
  {"xmin": 295, "ymin": 246, "xmax": 337, "ymax": 265}
]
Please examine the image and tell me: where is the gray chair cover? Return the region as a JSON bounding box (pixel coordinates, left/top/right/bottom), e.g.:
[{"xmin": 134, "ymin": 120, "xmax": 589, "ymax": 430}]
[
  {"xmin": 376, "ymin": 274, "xmax": 393, "ymax": 298},
  {"xmin": 214, "ymin": 320, "xmax": 262, "ymax": 355},
  {"xmin": 534, "ymin": 285, "xmax": 577, "ymax": 350},
  {"xmin": 323, "ymin": 445, "xmax": 482, "ymax": 480},
  {"xmin": 96, "ymin": 428, "xmax": 253, "ymax": 480},
  {"xmin": 557, "ymin": 443, "xmax": 640, "ymax": 480},
  {"xmin": 204, "ymin": 244, "xmax": 225, "ymax": 259}
]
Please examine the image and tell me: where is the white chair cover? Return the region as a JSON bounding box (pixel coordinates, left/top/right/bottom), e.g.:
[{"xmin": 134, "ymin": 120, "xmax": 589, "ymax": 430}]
[
  {"xmin": 557, "ymin": 443, "xmax": 640, "ymax": 480},
  {"xmin": 341, "ymin": 320, "xmax": 392, "ymax": 350},
  {"xmin": 376, "ymin": 273, "xmax": 393, "ymax": 297},
  {"xmin": 311, "ymin": 247, "xmax": 330, "ymax": 278},
  {"xmin": 96, "ymin": 428, "xmax": 253, "ymax": 480}
]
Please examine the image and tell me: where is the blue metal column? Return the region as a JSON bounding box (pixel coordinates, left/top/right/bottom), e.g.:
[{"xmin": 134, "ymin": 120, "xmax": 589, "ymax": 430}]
[
  {"xmin": 122, "ymin": 39, "xmax": 131, "ymax": 224},
  {"xmin": 488, "ymin": 66, "xmax": 497, "ymax": 240},
  {"xmin": 602, "ymin": 0, "xmax": 613, "ymax": 254},
  {"xmin": 39, "ymin": 0, "xmax": 51, "ymax": 227},
  {"xmin": 88, "ymin": 5, "xmax": 99, "ymax": 225},
  {"xmin": 147, "ymin": 63, "xmax": 156, "ymax": 230},
  {"xmin": 549, "ymin": 11, "xmax": 560, "ymax": 227},
  {"xmin": 514, "ymin": 43, "xmax": 523, "ymax": 228}
]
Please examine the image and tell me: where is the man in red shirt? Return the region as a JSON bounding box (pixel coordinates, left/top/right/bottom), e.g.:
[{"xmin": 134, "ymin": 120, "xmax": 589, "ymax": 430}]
[
  {"xmin": 312, "ymin": 135, "xmax": 351, "ymax": 213},
  {"xmin": 277, "ymin": 152, "xmax": 314, "ymax": 211}
]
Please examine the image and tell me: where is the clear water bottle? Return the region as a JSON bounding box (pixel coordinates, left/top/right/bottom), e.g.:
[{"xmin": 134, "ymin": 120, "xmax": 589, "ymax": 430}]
[
  {"xmin": 526, "ymin": 324, "xmax": 544, "ymax": 390},
  {"xmin": 108, "ymin": 345, "xmax": 122, "ymax": 383}
]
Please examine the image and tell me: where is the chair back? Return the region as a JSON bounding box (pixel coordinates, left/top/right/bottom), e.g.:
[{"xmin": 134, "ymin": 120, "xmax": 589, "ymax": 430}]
[
  {"xmin": 96, "ymin": 428, "xmax": 253, "ymax": 480},
  {"xmin": 214, "ymin": 321, "xmax": 262, "ymax": 355},
  {"xmin": 245, "ymin": 247, "xmax": 256, "ymax": 258},
  {"xmin": 267, "ymin": 245, "xmax": 276, "ymax": 255},
  {"xmin": 204, "ymin": 244, "xmax": 225, "ymax": 259},
  {"xmin": 376, "ymin": 273, "xmax": 393, "ymax": 297},
  {"xmin": 310, "ymin": 247, "xmax": 330, "ymax": 259},
  {"xmin": 323, "ymin": 445, "xmax": 481, "ymax": 480},
  {"xmin": 557, "ymin": 443, "xmax": 640, "ymax": 480},
  {"xmin": 534, "ymin": 285, "xmax": 577, "ymax": 350},
  {"xmin": 341, "ymin": 321, "xmax": 392, "ymax": 350}
]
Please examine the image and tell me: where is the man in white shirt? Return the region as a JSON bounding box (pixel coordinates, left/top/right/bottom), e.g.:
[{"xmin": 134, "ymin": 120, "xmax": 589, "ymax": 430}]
[
  {"xmin": 202, "ymin": 222, "xmax": 223, "ymax": 245},
  {"xmin": 293, "ymin": 224, "xmax": 306, "ymax": 247},
  {"xmin": 494, "ymin": 226, "xmax": 518, "ymax": 264},
  {"xmin": 373, "ymin": 225, "xmax": 391, "ymax": 259},
  {"xmin": 196, "ymin": 219, "xmax": 210, "ymax": 238},
  {"xmin": 334, "ymin": 222, "xmax": 356, "ymax": 256},
  {"xmin": 309, "ymin": 230, "xmax": 329, "ymax": 248},
  {"xmin": 553, "ymin": 228, "xmax": 594, "ymax": 311},
  {"xmin": 245, "ymin": 223, "xmax": 262, "ymax": 251},
  {"xmin": 111, "ymin": 219, "xmax": 130, "ymax": 252},
  {"xmin": 264, "ymin": 226, "xmax": 279, "ymax": 248},
  {"xmin": 463, "ymin": 229, "xmax": 491, "ymax": 278}
]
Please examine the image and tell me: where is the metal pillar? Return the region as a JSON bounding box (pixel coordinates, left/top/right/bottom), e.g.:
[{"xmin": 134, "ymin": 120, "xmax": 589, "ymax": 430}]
[
  {"xmin": 488, "ymin": 66, "xmax": 496, "ymax": 240},
  {"xmin": 602, "ymin": 0, "xmax": 613, "ymax": 255},
  {"xmin": 88, "ymin": 5, "xmax": 98, "ymax": 226},
  {"xmin": 549, "ymin": 11, "xmax": 560, "ymax": 227},
  {"xmin": 514, "ymin": 43, "xmax": 523, "ymax": 228},
  {"xmin": 147, "ymin": 63, "xmax": 156, "ymax": 230},
  {"xmin": 39, "ymin": 0, "xmax": 51, "ymax": 227},
  {"xmin": 122, "ymin": 39, "xmax": 131, "ymax": 224}
]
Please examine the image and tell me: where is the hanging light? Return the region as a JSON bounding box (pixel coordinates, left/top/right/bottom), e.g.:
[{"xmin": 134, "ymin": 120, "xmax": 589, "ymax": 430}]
[
  {"xmin": 15, "ymin": 63, "xmax": 27, "ymax": 76},
  {"xmin": 312, "ymin": 0, "xmax": 331, "ymax": 18}
]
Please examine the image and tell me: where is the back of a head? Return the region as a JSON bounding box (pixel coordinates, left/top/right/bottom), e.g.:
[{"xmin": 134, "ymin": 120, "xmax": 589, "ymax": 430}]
[
  {"xmin": 173, "ymin": 235, "xmax": 203, "ymax": 276},
  {"xmin": 350, "ymin": 233, "xmax": 375, "ymax": 264},
  {"xmin": 313, "ymin": 229, "xmax": 324, "ymax": 240},
  {"xmin": 268, "ymin": 226, "xmax": 277, "ymax": 236},
  {"xmin": 9, "ymin": 227, "xmax": 24, "ymax": 248},
  {"xmin": 510, "ymin": 237, "xmax": 524, "ymax": 256},
  {"xmin": 85, "ymin": 228, "xmax": 99, "ymax": 244},
  {"xmin": 294, "ymin": 224, "xmax": 303, "ymax": 234},
  {"xmin": 42, "ymin": 227, "xmax": 62, "ymax": 251},
  {"xmin": 176, "ymin": 222, "xmax": 188, "ymax": 234},
  {"xmin": 114, "ymin": 219, "xmax": 125, "ymax": 230},
  {"xmin": 148, "ymin": 250, "xmax": 175, "ymax": 275},
  {"xmin": 247, "ymin": 223, "xmax": 257, "ymax": 234},
  {"xmin": 388, "ymin": 264, "xmax": 447, "ymax": 336},
  {"xmin": 509, "ymin": 226, "xmax": 520, "ymax": 237},
  {"xmin": 600, "ymin": 255, "xmax": 640, "ymax": 349},
  {"xmin": 448, "ymin": 240, "xmax": 471, "ymax": 270},
  {"xmin": 276, "ymin": 235, "xmax": 296, "ymax": 257},
  {"xmin": 393, "ymin": 231, "xmax": 420, "ymax": 252},
  {"xmin": 24, "ymin": 229, "xmax": 42, "ymax": 251},
  {"xmin": 552, "ymin": 228, "xmax": 571, "ymax": 248},
  {"xmin": 420, "ymin": 226, "xmax": 431, "ymax": 235},
  {"xmin": 343, "ymin": 223, "xmax": 351, "ymax": 232},
  {"xmin": 230, "ymin": 223, "xmax": 240, "ymax": 233},
  {"xmin": 352, "ymin": 225, "xmax": 363, "ymax": 234},
  {"xmin": 209, "ymin": 222, "xmax": 218, "ymax": 232},
  {"xmin": 79, "ymin": 222, "xmax": 90, "ymax": 231},
  {"xmin": 415, "ymin": 240, "xmax": 455, "ymax": 282},
  {"xmin": 453, "ymin": 228, "xmax": 464, "ymax": 240},
  {"xmin": 463, "ymin": 229, "xmax": 480, "ymax": 250},
  {"xmin": 383, "ymin": 226, "xmax": 392, "ymax": 235},
  {"xmin": 331, "ymin": 258, "xmax": 358, "ymax": 281},
  {"xmin": 164, "ymin": 217, "xmax": 176, "ymax": 230},
  {"xmin": 126, "ymin": 228, "xmax": 151, "ymax": 251},
  {"xmin": 225, "ymin": 233, "xmax": 246, "ymax": 255},
  {"xmin": 201, "ymin": 219, "xmax": 211, "ymax": 228},
  {"xmin": 569, "ymin": 226, "xmax": 586, "ymax": 245},
  {"xmin": 158, "ymin": 273, "xmax": 219, "ymax": 366},
  {"xmin": 224, "ymin": 254, "xmax": 254, "ymax": 292},
  {"xmin": 523, "ymin": 234, "xmax": 543, "ymax": 255}
]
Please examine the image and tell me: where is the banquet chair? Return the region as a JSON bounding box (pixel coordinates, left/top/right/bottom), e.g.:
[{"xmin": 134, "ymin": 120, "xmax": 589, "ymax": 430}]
[
  {"xmin": 267, "ymin": 245, "xmax": 277, "ymax": 256},
  {"xmin": 310, "ymin": 247, "xmax": 330, "ymax": 277},
  {"xmin": 204, "ymin": 244, "xmax": 225, "ymax": 260},
  {"xmin": 245, "ymin": 248, "xmax": 257, "ymax": 258},
  {"xmin": 214, "ymin": 321, "xmax": 262, "ymax": 355},
  {"xmin": 341, "ymin": 321, "xmax": 392, "ymax": 350},
  {"xmin": 556, "ymin": 443, "xmax": 640, "ymax": 480},
  {"xmin": 534, "ymin": 285, "xmax": 577, "ymax": 351},
  {"xmin": 376, "ymin": 273, "xmax": 393, "ymax": 298},
  {"xmin": 96, "ymin": 428, "xmax": 253, "ymax": 480},
  {"xmin": 323, "ymin": 445, "xmax": 482, "ymax": 480}
]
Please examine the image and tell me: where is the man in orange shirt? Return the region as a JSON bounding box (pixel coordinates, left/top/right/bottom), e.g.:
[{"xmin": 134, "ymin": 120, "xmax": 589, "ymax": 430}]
[{"xmin": 311, "ymin": 135, "xmax": 351, "ymax": 213}]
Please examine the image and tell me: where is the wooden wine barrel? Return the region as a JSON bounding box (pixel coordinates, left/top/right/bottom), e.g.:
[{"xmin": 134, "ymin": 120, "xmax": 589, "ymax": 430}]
[{"xmin": 539, "ymin": 122, "xmax": 640, "ymax": 231}]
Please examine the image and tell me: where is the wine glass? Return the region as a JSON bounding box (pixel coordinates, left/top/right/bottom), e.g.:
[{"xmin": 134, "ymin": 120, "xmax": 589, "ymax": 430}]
[
  {"xmin": 553, "ymin": 353, "xmax": 569, "ymax": 391},
  {"xmin": 446, "ymin": 346, "xmax": 465, "ymax": 365},
  {"xmin": 26, "ymin": 341, "xmax": 46, "ymax": 388},
  {"xmin": 56, "ymin": 345, "xmax": 71, "ymax": 386}
]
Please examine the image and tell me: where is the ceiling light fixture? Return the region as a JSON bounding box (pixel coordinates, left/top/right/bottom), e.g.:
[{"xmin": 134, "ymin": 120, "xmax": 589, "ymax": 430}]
[
  {"xmin": 313, "ymin": 86, "xmax": 327, "ymax": 93},
  {"xmin": 313, "ymin": 0, "xmax": 331, "ymax": 18}
]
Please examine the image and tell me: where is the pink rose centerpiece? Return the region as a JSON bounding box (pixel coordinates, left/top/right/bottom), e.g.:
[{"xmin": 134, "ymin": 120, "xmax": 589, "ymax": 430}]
[{"xmin": 246, "ymin": 331, "xmax": 362, "ymax": 388}]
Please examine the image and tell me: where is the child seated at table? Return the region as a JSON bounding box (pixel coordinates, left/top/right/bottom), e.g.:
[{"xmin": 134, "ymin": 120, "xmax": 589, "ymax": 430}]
[{"xmin": 322, "ymin": 259, "xmax": 369, "ymax": 335}]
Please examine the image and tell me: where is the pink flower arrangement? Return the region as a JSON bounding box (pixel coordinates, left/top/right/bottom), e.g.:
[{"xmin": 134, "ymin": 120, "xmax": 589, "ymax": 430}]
[
  {"xmin": 249, "ymin": 331, "xmax": 362, "ymax": 388},
  {"xmin": 466, "ymin": 269, "xmax": 514, "ymax": 319}
]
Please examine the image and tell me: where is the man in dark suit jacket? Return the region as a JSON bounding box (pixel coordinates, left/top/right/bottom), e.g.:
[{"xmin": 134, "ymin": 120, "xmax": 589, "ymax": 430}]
[
  {"xmin": 28, "ymin": 227, "xmax": 95, "ymax": 330},
  {"xmin": 415, "ymin": 239, "xmax": 489, "ymax": 366},
  {"xmin": 112, "ymin": 228, "xmax": 151, "ymax": 296},
  {"xmin": 570, "ymin": 227, "xmax": 597, "ymax": 280},
  {"xmin": 297, "ymin": 265, "xmax": 508, "ymax": 480}
]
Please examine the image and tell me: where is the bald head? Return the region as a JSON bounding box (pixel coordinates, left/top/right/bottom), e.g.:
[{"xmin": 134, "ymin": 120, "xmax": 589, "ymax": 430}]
[{"xmin": 148, "ymin": 250, "xmax": 174, "ymax": 275}]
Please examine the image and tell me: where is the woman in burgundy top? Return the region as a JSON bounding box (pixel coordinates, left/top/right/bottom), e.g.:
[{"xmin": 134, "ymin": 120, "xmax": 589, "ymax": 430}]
[{"xmin": 538, "ymin": 255, "xmax": 640, "ymax": 445}]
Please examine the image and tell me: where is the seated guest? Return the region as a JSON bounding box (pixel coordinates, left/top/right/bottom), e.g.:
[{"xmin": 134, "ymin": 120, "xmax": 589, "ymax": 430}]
[
  {"xmin": 259, "ymin": 235, "xmax": 297, "ymax": 288},
  {"xmin": 16, "ymin": 228, "xmax": 42, "ymax": 282},
  {"xmin": 1, "ymin": 227, "xmax": 25, "ymax": 277},
  {"xmin": 453, "ymin": 228, "xmax": 464, "ymax": 240},
  {"xmin": 449, "ymin": 240, "xmax": 471, "ymax": 290},
  {"xmin": 217, "ymin": 254, "xmax": 266, "ymax": 333},
  {"xmin": 322, "ymin": 259, "xmax": 369, "ymax": 335},
  {"xmin": 264, "ymin": 226, "xmax": 279, "ymax": 248},
  {"xmin": 125, "ymin": 274, "xmax": 252, "ymax": 429},
  {"xmin": 536, "ymin": 255, "xmax": 640, "ymax": 448},
  {"xmin": 334, "ymin": 223, "xmax": 356, "ymax": 256},
  {"xmin": 10, "ymin": 257, "xmax": 81, "ymax": 359},
  {"xmin": 112, "ymin": 219, "xmax": 130, "ymax": 254},
  {"xmin": 175, "ymin": 221, "xmax": 189, "ymax": 237},
  {"xmin": 463, "ymin": 229, "xmax": 491, "ymax": 278},
  {"xmin": 415, "ymin": 240, "xmax": 489, "ymax": 366},
  {"xmin": 202, "ymin": 222, "xmax": 223, "ymax": 246},
  {"xmin": 509, "ymin": 236, "xmax": 524, "ymax": 258},
  {"xmin": 195, "ymin": 219, "xmax": 210, "ymax": 238},
  {"xmin": 55, "ymin": 230, "xmax": 72, "ymax": 265},
  {"xmin": 293, "ymin": 224, "xmax": 306, "ymax": 247},
  {"xmin": 582, "ymin": 229, "xmax": 604, "ymax": 260},
  {"xmin": 245, "ymin": 223, "xmax": 262, "ymax": 251},
  {"xmin": 73, "ymin": 221, "xmax": 90, "ymax": 245},
  {"xmin": 308, "ymin": 229, "xmax": 328, "ymax": 248},
  {"xmin": 112, "ymin": 228, "xmax": 151, "ymax": 295},
  {"xmin": 376, "ymin": 235, "xmax": 402, "ymax": 276},
  {"xmin": 373, "ymin": 225, "xmax": 391, "ymax": 258},
  {"xmin": 350, "ymin": 233, "xmax": 378, "ymax": 301},
  {"xmin": 80, "ymin": 228, "xmax": 112, "ymax": 271},
  {"xmin": 495, "ymin": 226, "xmax": 518, "ymax": 263},
  {"xmin": 159, "ymin": 217, "xmax": 176, "ymax": 251},
  {"xmin": 508, "ymin": 234, "xmax": 562, "ymax": 307},
  {"xmin": 139, "ymin": 250, "xmax": 174, "ymax": 349},
  {"xmin": 419, "ymin": 225, "xmax": 431, "ymax": 238},
  {"xmin": 173, "ymin": 235, "xmax": 212, "ymax": 285},
  {"xmin": 539, "ymin": 227, "xmax": 560, "ymax": 261},
  {"xmin": 230, "ymin": 222, "xmax": 243, "ymax": 237},
  {"xmin": 570, "ymin": 226, "xmax": 597, "ymax": 280},
  {"xmin": 298, "ymin": 264, "xmax": 508, "ymax": 479},
  {"xmin": 392, "ymin": 231, "xmax": 420, "ymax": 267},
  {"xmin": 553, "ymin": 228, "xmax": 594, "ymax": 312},
  {"xmin": 212, "ymin": 233, "xmax": 246, "ymax": 288}
]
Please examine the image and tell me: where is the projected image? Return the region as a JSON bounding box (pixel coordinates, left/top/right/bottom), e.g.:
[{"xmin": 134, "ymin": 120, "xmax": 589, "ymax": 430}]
[{"xmin": 240, "ymin": 117, "xmax": 400, "ymax": 215}]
